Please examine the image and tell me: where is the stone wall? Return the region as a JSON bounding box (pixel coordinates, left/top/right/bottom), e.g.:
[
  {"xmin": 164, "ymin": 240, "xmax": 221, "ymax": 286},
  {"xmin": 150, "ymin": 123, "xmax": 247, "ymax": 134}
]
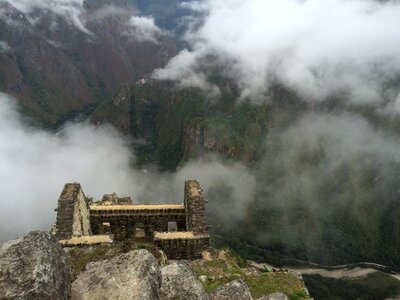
[
  {"xmin": 184, "ymin": 180, "xmax": 208, "ymax": 234},
  {"xmin": 154, "ymin": 234, "xmax": 210, "ymax": 260},
  {"xmin": 55, "ymin": 181, "xmax": 211, "ymax": 261},
  {"xmin": 90, "ymin": 207, "xmax": 187, "ymax": 241},
  {"xmin": 55, "ymin": 183, "xmax": 91, "ymax": 239},
  {"xmin": 98, "ymin": 193, "xmax": 132, "ymax": 205},
  {"xmin": 72, "ymin": 187, "xmax": 91, "ymax": 237}
]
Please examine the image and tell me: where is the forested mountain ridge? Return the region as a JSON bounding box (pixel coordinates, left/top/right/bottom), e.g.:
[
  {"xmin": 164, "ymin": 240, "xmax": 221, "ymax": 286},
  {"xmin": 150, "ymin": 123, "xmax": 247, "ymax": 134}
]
[
  {"xmin": 89, "ymin": 78, "xmax": 400, "ymax": 270},
  {"xmin": 2, "ymin": 0, "xmax": 400, "ymax": 275},
  {"xmin": 0, "ymin": 0, "xmax": 180, "ymax": 125}
]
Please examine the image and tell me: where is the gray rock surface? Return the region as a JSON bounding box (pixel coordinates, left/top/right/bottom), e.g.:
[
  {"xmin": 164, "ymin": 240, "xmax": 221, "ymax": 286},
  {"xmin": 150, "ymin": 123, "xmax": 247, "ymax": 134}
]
[
  {"xmin": 160, "ymin": 261, "xmax": 209, "ymax": 300},
  {"xmin": 258, "ymin": 292, "xmax": 289, "ymax": 300},
  {"xmin": 209, "ymin": 279, "xmax": 252, "ymax": 300},
  {"xmin": 71, "ymin": 249, "xmax": 161, "ymax": 300},
  {"xmin": 0, "ymin": 231, "xmax": 71, "ymax": 300}
]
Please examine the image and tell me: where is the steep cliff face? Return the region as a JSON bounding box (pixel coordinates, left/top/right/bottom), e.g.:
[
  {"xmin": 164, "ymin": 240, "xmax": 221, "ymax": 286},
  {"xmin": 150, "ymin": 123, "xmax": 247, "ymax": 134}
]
[
  {"xmin": 182, "ymin": 116, "xmax": 265, "ymax": 162},
  {"xmin": 0, "ymin": 1, "xmax": 93, "ymax": 125},
  {"xmin": 91, "ymin": 84, "xmax": 133, "ymax": 132},
  {"xmin": 90, "ymin": 80, "xmax": 400, "ymax": 270},
  {"xmin": 90, "ymin": 81, "xmax": 269, "ymax": 169},
  {"xmin": 0, "ymin": 0, "xmax": 178, "ymax": 126},
  {"xmin": 91, "ymin": 81, "xmax": 206, "ymax": 169},
  {"xmin": 182, "ymin": 124, "xmax": 230, "ymax": 159}
]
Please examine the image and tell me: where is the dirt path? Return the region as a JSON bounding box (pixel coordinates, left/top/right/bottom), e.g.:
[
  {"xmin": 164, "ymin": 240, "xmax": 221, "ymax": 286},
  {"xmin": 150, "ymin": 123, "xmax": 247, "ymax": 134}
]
[
  {"xmin": 287, "ymin": 266, "xmax": 377, "ymax": 279},
  {"xmin": 249, "ymin": 260, "xmax": 400, "ymax": 281}
]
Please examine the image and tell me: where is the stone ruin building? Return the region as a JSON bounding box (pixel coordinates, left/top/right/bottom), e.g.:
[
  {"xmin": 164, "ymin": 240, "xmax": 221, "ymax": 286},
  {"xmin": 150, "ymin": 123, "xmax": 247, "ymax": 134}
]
[{"xmin": 53, "ymin": 180, "xmax": 210, "ymax": 260}]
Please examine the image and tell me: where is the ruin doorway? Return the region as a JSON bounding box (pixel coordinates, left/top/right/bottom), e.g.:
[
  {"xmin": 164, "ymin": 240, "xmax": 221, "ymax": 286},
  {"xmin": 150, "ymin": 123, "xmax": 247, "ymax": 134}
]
[
  {"xmin": 101, "ymin": 222, "xmax": 111, "ymax": 234},
  {"xmin": 134, "ymin": 222, "xmax": 146, "ymax": 239},
  {"xmin": 168, "ymin": 221, "xmax": 178, "ymax": 232}
]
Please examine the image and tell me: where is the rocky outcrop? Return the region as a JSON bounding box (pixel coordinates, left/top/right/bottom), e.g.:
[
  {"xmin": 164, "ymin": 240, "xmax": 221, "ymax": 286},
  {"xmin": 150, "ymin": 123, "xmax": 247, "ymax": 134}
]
[
  {"xmin": 160, "ymin": 261, "xmax": 209, "ymax": 300},
  {"xmin": 71, "ymin": 249, "xmax": 161, "ymax": 300},
  {"xmin": 182, "ymin": 124, "xmax": 228, "ymax": 159},
  {"xmin": 91, "ymin": 84, "xmax": 132, "ymax": 132},
  {"xmin": 0, "ymin": 231, "xmax": 71, "ymax": 299},
  {"xmin": 209, "ymin": 279, "xmax": 253, "ymax": 300},
  {"xmin": 0, "ymin": 231, "xmax": 304, "ymax": 300},
  {"xmin": 258, "ymin": 293, "xmax": 289, "ymax": 300}
]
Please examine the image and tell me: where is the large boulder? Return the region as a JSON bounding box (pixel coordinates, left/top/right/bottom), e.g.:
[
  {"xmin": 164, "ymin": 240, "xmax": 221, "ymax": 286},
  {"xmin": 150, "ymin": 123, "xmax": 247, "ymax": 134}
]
[
  {"xmin": 209, "ymin": 279, "xmax": 252, "ymax": 300},
  {"xmin": 0, "ymin": 231, "xmax": 71, "ymax": 299},
  {"xmin": 71, "ymin": 249, "xmax": 161, "ymax": 300},
  {"xmin": 160, "ymin": 261, "xmax": 209, "ymax": 300},
  {"xmin": 258, "ymin": 293, "xmax": 289, "ymax": 300}
]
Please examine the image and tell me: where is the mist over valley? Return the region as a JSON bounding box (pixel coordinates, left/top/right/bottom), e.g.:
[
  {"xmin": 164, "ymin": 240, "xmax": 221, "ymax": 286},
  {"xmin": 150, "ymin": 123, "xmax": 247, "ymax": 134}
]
[{"xmin": 2, "ymin": 1, "xmax": 400, "ymax": 298}]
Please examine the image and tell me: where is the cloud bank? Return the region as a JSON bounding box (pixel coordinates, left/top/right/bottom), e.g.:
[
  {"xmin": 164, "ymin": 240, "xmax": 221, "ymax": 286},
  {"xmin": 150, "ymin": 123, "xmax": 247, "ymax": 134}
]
[
  {"xmin": 0, "ymin": 93, "xmax": 139, "ymax": 242},
  {"xmin": 155, "ymin": 0, "xmax": 400, "ymax": 105},
  {"xmin": 0, "ymin": 40, "xmax": 10, "ymax": 52},
  {"xmin": 128, "ymin": 16, "xmax": 163, "ymax": 43},
  {"xmin": 0, "ymin": 0, "xmax": 164, "ymax": 42},
  {"xmin": 6, "ymin": 0, "xmax": 89, "ymax": 33},
  {"xmin": 246, "ymin": 111, "xmax": 400, "ymax": 262},
  {"xmin": 0, "ymin": 93, "xmax": 254, "ymax": 243}
]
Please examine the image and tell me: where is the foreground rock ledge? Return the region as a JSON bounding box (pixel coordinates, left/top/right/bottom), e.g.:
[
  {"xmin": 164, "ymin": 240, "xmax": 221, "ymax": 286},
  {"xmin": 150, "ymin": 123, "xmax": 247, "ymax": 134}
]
[
  {"xmin": 258, "ymin": 293, "xmax": 289, "ymax": 300},
  {"xmin": 71, "ymin": 249, "xmax": 161, "ymax": 300},
  {"xmin": 160, "ymin": 261, "xmax": 209, "ymax": 300},
  {"xmin": 0, "ymin": 231, "xmax": 71, "ymax": 300},
  {"xmin": 209, "ymin": 279, "xmax": 253, "ymax": 300}
]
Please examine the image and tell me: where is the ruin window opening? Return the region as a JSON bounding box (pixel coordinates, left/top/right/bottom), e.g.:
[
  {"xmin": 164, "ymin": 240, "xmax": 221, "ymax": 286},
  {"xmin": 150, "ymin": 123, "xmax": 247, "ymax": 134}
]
[
  {"xmin": 135, "ymin": 222, "xmax": 146, "ymax": 238},
  {"xmin": 168, "ymin": 221, "xmax": 178, "ymax": 232},
  {"xmin": 102, "ymin": 222, "xmax": 111, "ymax": 234}
]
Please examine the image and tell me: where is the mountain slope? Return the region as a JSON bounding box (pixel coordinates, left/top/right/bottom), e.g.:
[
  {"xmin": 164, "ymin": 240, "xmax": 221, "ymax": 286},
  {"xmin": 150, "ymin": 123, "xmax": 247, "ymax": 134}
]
[{"xmin": 0, "ymin": 0, "xmax": 177, "ymax": 126}]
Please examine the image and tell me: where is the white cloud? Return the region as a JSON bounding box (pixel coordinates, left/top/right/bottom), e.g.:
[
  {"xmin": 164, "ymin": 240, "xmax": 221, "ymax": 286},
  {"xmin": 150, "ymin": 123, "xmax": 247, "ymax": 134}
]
[
  {"xmin": 0, "ymin": 93, "xmax": 142, "ymax": 241},
  {"xmin": 252, "ymin": 111, "xmax": 400, "ymax": 250},
  {"xmin": 86, "ymin": 6, "xmax": 164, "ymax": 43},
  {"xmin": 128, "ymin": 16, "xmax": 163, "ymax": 43},
  {"xmin": 0, "ymin": 40, "xmax": 11, "ymax": 52},
  {"xmin": 393, "ymin": 94, "xmax": 400, "ymax": 113},
  {"xmin": 5, "ymin": 0, "xmax": 89, "ymax": 33},
  {"xmin": 1, "ymin": 0, "xmax": 165, "ymax": 41},
  {"xmin": 155, "ymin": 0, "xmax": 400, "ymax": 105},
  {"xmin": 155, "ymin": 48, "xmax": 220, "ymax": 95}
]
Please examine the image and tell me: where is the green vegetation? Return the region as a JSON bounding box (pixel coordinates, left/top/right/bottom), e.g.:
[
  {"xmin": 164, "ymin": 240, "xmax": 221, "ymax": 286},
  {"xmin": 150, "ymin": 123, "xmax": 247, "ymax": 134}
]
[
  {"xmin": 66, "ymin": 240, "xmax": 157, "ymax": 279},
  {"xmin": 245, "ymin": 273, "xmax": 308, "ymax": 300},
  {"xmin": 15, "ymin": 52, "xmax": 105, "ymax": 127},
  {"xmin": 102, "ymin": 83, "xmax": 269, "ymax": 169},
  {"xmin": 15, "ymin": 62, "xmax": 400, "ymax": 272},
  {"xmin": 191, "ymin": 249, "xmax": 309, "ymax": 300},
  {"xmin": 66, "ymin": 241, "xmax": 308, "ymax": 299},
  {"xmin": 198, "ymin": 101, "xmax": 266, "ymax": 160},
  {"xmin": 91, "ymin": 81, "xmax": 400, "ymax": 271}
]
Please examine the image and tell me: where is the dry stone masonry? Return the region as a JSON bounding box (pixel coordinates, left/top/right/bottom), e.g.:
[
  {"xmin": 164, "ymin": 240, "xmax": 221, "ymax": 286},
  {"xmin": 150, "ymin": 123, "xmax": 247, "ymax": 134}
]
[
  {"xmin": 55, "ymin": 183, "xmax": 91, "ymax": 240},
  {"xmin": 90, "ymin": 204, "xmax": 187, "ymax": 241},
  {"xmin": 154, "ymin": 232, "xmax": 210, "ymax": 260},
  {"xmin": 184, "ymin": 180, "xmax": 208, "ymax": 233},
  {"xmin": 54, "ymin": 180, "xmax": 210, "ymax": 260}
]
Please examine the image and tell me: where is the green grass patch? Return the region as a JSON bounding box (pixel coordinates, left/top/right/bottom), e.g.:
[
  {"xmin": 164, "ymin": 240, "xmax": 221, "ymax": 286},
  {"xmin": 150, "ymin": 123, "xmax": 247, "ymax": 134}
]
[
  {"xmin": 66, "ymin": 240, "xmax": 157, "ymax": 279},
  {"xmin": 244, "ymin": 272, "xmax": 309, "ymax": 300},
  {"xmin": 191, "ymin": 250, "xmax": 309, "ymax": 299}
]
